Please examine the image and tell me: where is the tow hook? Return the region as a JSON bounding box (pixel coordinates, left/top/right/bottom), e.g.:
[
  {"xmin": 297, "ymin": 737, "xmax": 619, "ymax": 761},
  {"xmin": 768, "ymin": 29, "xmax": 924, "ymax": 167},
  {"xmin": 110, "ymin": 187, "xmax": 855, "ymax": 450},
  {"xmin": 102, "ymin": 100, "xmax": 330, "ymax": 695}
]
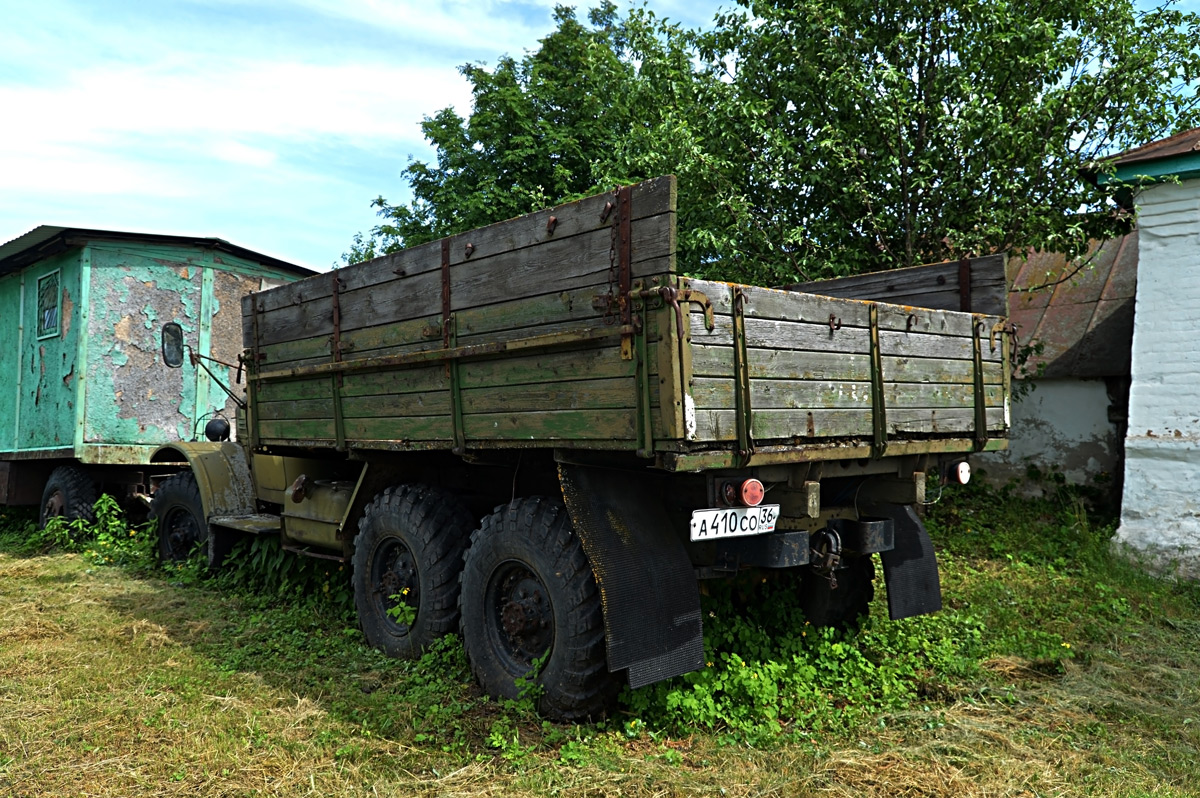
[{"xmin": 809, "ymin": 528, "xmax": 843, "ymax": 589}]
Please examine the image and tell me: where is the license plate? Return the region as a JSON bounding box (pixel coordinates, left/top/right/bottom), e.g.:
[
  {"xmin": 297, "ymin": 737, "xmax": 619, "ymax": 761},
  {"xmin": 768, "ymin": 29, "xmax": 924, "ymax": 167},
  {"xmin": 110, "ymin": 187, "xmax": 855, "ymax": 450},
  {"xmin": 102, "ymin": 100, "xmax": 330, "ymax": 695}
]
[{"xmin": 689, "ymin": 505, "xmax": 780, "ymax": 541}]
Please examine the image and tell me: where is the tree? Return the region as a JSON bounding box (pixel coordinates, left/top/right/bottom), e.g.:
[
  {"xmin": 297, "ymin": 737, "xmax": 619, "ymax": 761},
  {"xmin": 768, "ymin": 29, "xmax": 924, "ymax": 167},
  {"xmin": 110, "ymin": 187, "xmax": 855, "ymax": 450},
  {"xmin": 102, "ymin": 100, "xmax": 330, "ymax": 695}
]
[{"xmin": 348, "ymin": 0, "xmax": 1200, "ymax": 284}]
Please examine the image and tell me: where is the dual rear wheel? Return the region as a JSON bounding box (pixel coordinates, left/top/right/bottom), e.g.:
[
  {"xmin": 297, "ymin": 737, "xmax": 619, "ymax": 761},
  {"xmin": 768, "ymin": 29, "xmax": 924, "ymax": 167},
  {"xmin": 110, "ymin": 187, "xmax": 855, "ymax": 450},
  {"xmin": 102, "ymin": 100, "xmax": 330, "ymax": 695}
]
[{"xmin": 351, "ymin": 489, "xmax": 617, "ymax": 721}]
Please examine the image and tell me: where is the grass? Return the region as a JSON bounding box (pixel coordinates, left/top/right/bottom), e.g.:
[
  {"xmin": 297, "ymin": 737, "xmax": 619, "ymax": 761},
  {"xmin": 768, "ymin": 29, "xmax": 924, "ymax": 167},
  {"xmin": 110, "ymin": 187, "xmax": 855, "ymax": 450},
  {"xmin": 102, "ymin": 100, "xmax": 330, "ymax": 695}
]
[{"xmin": 1, "ymin": 479, "xmax": 1199, "ymax": 797}]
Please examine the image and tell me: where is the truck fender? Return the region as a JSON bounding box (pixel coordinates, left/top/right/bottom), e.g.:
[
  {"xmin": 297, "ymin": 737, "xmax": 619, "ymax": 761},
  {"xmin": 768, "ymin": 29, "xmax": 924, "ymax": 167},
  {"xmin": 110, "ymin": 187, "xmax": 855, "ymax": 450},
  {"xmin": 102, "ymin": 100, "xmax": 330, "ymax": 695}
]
[
  {"xmin": 150, "ymin": 442, "xmax": 256, "ymax": 521},
  {"xmin": 557, "ymin": 461, "xmax": 704, "ymax": 689}
]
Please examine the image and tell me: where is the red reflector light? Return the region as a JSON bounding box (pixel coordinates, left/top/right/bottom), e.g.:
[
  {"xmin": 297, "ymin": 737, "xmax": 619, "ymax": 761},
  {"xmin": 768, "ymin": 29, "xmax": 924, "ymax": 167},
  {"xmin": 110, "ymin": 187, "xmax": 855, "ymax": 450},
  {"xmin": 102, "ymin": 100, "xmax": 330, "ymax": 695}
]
[{"xmin": 723, "ymin": 479, "xmax": 765, "ymax": 507}]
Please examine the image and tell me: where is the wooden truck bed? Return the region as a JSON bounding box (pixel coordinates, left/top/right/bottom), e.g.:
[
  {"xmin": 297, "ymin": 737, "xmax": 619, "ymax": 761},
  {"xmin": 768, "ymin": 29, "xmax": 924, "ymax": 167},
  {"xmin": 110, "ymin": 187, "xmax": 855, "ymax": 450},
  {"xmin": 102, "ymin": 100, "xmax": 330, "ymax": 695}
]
[{"xmin": 243, "ymin": 176, "xmax": 1009, "ymax": 469}]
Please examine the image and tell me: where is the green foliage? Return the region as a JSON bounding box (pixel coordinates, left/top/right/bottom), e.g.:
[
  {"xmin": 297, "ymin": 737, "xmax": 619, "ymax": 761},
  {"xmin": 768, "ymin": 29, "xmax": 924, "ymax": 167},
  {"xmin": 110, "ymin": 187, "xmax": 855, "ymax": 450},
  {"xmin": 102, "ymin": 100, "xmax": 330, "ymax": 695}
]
[
  {"xmin": 349, "ymin": 0, "xmax": 1200, "ymax": 285},
  {"xmin": 213, "ymin": 534, "xmax": 354, "ymax": 613}
]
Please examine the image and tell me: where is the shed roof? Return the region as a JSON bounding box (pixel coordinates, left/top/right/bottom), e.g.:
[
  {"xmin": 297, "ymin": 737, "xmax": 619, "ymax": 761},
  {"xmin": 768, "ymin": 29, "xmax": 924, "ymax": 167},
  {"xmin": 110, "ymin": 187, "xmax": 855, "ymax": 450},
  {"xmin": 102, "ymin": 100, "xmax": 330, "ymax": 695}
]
[
  {"xmin": 0, "ymin": 225, "xmax": 316, "ymax": 280},
  {"xmin": 1008, "ymin": 233, "xmax": 1138, "ymax": 380},
  {"xmin": 1101, "ymin": 127, "xmax": 1200, "ymax": 184}
]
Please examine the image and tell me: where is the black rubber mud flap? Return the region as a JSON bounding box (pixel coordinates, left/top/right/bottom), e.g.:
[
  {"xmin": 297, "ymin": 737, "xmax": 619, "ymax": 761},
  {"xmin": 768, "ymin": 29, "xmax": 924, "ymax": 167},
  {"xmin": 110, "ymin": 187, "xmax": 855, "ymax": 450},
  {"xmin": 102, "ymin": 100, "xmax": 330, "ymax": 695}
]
[
  {"xmin": 557, "ymin": 462, "xmax": 704, "ymax": 689},
  {"xmin": 869, "ymin": 503, "xmax": 943, "ymax": 620}
]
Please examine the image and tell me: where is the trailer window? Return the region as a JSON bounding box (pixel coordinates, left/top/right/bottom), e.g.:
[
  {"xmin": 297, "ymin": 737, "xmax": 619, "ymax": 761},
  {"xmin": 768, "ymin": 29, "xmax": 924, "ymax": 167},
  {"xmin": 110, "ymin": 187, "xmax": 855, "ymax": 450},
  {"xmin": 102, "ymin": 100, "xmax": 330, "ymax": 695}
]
[{"xmin": 36, "ymin": 271, "xmax": 60, "ymax": 339}]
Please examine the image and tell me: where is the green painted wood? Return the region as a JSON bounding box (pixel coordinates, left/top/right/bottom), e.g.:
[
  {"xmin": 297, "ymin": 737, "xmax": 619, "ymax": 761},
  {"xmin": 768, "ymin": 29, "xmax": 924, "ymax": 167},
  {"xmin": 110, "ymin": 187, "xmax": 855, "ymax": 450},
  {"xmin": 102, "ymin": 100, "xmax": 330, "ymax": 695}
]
[
  {"xmin": 256, "ymin": 378, "xmax": 334, "ymax": 403},
  {"xmin": 694, "ymin": 406, "xmax": 1008, "ymax": 442},
  {"xmin": 690, "ymin": 345, "xmax": 1004, "ymax": 385},
  {"xmin": 461, "ymin": 377, "xmax": 636, "ymax": 415},
  {"xmin": 343, "ymin": 415, "xmax": 455, "ymax": 442},
  {"xmin": 458, "ymin": 345, "xmax": 633, "ymax": 390},
  {"xmin": 463, "ymin": 409, "xmax": 637, "ymax": 441},
  {"xmin": 258, "ymin": 417, "xmax": 337, "ymax": 440},
  {"xmin": 690, "ymin": 378, "xmax": 1006, "ymax": 411},
  {"xmin": 341, "ymin": 366, "xmax": 446, "ymax": 397}
]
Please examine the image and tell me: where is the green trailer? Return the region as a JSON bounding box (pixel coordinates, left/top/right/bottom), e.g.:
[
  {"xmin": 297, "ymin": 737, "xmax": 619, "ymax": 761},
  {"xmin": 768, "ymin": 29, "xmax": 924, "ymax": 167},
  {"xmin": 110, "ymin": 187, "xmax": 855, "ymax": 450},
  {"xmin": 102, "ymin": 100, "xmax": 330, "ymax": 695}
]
[
  {"xmin": 152, "ymin": 177, "xmax": 1011, "ymax": 719},
  {"xmin": 0, "ymin": 227, "xmax": 312, "ymax": 522}
]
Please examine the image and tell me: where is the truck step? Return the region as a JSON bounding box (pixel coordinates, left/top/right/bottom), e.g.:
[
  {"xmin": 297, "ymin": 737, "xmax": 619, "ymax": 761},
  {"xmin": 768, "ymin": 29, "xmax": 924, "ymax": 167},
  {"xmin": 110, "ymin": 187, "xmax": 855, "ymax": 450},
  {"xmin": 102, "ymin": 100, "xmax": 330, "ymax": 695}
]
[{"xmin": 210, "ymin": 514, "xmax": 281, "ymax": 536}]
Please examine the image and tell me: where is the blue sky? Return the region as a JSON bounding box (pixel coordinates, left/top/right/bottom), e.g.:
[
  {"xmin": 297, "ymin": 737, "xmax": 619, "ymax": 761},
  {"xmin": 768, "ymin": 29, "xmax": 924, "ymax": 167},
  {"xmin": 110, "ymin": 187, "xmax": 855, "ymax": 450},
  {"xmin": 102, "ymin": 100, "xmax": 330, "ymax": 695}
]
[
  {"xmin": 0, "ymin": 0, "xmax": 726, "ymax": 270},
  {"xmin": 1, "ymin": 0, "xmax": 1195, "ymax": 271}
]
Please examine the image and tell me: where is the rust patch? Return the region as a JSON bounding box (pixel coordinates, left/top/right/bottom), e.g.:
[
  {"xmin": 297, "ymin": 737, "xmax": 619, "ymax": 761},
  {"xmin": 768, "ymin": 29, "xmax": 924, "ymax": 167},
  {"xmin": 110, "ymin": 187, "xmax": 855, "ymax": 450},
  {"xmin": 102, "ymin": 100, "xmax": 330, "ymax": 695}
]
[
  {"xmin": 113, "ymin": 315, "xmax": 133, "ymax": 343},
  {"xmin": 61, "ymin": 290, "xmax": 74, "ymax": 337}
]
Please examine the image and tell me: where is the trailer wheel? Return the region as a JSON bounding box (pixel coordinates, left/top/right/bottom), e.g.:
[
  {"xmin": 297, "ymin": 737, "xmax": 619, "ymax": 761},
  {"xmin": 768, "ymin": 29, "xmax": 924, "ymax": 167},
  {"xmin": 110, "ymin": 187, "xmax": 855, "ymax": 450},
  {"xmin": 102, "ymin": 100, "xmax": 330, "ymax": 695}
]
[
  {"xmin": 152, "ymin": 472, "xmax": 208, "ymax": 564},
  {"xmin": 800, "ymin": 554, "xmax": 875, "ymax": 629},
  {"xmin": 352, "ymin": 485, "xmax": 473, "ymax": 659},
  {"xmin": 40, "ymin": 465, "xmax": 97, "ymax": 529},
  {"xmin": 459, "ymin": 497, "xmax": 617, "ymax": 722}
]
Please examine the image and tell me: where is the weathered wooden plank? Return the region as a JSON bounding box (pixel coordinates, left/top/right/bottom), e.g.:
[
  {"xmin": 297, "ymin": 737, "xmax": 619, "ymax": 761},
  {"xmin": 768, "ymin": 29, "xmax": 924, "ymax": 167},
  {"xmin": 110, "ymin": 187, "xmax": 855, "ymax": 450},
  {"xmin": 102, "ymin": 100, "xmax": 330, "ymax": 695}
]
[
  {"xmin": 461, "ymin": 377, "xmax": 636, "ymax": 415},
  {"xmin": 458, "ymin": 345, "xmax": 633, "ymax": 390},
  {"xmin": 688, "ymin": 315, "xmax": 1002, "ymax": 362},
  {"xmin": 257, "ymin": 314, "xmax": 444, "ymax": 368},
  {"xmin": 687, "ymin": 278, "xmax": 1003, "ymax": 339},
  {"xmin": 463, "ymin": 409, "xmax": 637, "ymax": 441},
  {"xmin": 341, "ymin": 366, "xmax": 446, "ymax": 397},
  {"xmin": 691, "ymin": 345, "xmax": 1004, "ymax": 385},
  {"xmin": 344, "ymin": 416, "xmax": 454, "ymax": 442},
  {"xmin": 342, "ymin": 391, "xmax": 452, "ymax": 419},
  {"xmin": 250, "ymin": 216, "xmax": 675, "ymax": 346},
  {"xmin": 246, "ymin": 176, "xmax": 677, "ymax": 318},
  {"xmin": 690, "ymin": 377, "xmax": 1004, "ymax": 411},
  {"xmin": 785, "ymin": 254, "xmax": 1008, "ymax": 317},
  {"xmin": 258, "ymin": 418, "xmax": 337, "ymax": 441},
  {"xmin": 256, "ymin": 378, "xmax": 333, "ymax": 403},
  {"xmin": 693, "ymin": 407, "xmax": 1007, "ymax": 442},
  {"xmin": 257, "ymin": 398, "xmax": 335, "ymax": 421}
]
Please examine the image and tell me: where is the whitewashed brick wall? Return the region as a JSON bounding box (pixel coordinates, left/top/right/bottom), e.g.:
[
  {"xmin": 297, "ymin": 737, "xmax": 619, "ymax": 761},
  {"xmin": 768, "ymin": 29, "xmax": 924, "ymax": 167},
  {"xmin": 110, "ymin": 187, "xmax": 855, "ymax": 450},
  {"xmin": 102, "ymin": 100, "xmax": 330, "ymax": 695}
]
[{"xmin": 1119, "ymin": 179, "xmax": 1200, "ymax": 576}]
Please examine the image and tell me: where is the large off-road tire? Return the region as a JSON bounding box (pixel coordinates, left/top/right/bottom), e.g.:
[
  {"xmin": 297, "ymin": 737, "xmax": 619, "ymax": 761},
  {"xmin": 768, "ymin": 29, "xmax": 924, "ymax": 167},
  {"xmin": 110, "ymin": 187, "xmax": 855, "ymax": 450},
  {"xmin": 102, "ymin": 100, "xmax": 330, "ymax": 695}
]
[
  {"xmin": 799, "ymin": 554, "xmax": 875, "ymax": 630},
  {"xmin": 352, "ymin": 484, "xmax": 474, "ymax": 659},
  {"xmin": 39, "ymin": 465, "xmax": 97, "ymax": 528},
  {"xmin": 152, "ymin": 472, "xmax": 209, "ymax": 563},
  {"xmin": 459, "ymin": 497, "xmax": 618, "ymax": 722}
]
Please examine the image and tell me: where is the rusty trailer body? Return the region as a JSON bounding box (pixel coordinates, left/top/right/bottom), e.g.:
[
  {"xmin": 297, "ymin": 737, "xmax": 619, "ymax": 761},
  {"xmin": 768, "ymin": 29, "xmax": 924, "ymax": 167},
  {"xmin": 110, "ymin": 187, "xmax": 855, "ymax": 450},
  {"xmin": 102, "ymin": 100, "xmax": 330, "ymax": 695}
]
[
  {"xmin": 0, "ymin": 226, "xmax": 313, "ymax": 515},
  {"xmin": 154, "ymin": 177, "xmax": 1011, "ymax": 720}
]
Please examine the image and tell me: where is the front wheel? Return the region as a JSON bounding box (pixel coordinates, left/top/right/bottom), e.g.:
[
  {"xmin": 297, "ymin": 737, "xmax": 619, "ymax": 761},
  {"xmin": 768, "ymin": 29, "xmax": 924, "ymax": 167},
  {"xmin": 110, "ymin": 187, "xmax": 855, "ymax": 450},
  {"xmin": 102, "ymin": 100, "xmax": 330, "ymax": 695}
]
[
  {"xmin": 152, "ymin": 472, "xmax": 208, "ymax": 564},
  {"xmin": 459, "ymin": 497, "xmax": 618, "ymax": 722},
  {"xmin": 352, "ymin": 484, "xmax": 473, "ymax": 659}
]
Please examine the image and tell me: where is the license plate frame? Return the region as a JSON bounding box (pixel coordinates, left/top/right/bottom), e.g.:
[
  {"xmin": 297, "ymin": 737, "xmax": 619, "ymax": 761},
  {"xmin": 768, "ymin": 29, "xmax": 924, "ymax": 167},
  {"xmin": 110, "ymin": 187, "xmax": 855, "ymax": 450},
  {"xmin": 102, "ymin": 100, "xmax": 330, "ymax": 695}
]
[{"xmin": 689, "ymin": 505, "xmax": 780, "ymax": 542}]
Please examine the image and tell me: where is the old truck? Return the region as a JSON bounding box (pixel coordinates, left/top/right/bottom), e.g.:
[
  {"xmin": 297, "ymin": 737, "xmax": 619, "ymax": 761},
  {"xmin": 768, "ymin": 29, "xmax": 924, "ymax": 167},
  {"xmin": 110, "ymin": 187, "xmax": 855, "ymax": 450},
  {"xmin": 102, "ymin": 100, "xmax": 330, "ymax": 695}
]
[
  {"xmin": 150, "ymin": 176, "xmax": 1011, "ymax": 720},
  {"xmin": 0, "ymin": 226, "xmax": 312, "ymax": 526}
]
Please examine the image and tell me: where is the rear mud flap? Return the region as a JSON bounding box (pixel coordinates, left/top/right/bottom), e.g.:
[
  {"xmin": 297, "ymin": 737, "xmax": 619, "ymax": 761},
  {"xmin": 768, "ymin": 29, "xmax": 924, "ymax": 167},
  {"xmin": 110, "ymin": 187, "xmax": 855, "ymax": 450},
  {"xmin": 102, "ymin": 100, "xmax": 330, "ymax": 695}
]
[
  {"xmin": 557, "ymin": 462, "xmax": 704, "ymax": 688},
  {"xmin": 866, "ymin": 503, "xmax": 943, "ymax": 620}
]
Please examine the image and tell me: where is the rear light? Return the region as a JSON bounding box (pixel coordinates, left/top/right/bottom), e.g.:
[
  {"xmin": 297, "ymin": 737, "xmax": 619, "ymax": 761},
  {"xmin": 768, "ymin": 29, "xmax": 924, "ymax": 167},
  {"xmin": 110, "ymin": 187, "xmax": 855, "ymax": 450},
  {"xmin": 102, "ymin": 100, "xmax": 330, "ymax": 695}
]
[
  {"xmin": 949, "ymin": 461, "xmax": 971, "ymax": 485},
  {"xmin": 722, "ymin": 478, "xmax": 765, "ymax": 507}
]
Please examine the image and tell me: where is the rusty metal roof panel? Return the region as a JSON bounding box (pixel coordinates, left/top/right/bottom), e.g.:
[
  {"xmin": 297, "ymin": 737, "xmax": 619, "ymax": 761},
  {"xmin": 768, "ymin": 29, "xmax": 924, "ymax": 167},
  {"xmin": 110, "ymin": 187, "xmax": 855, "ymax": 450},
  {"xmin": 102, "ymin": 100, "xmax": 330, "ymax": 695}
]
[
  {"xmin": 0, "ymin": 225, "xmax": 316, "ymax": 279},
  {"xmin": 1113, "ymin": 127, "xmax": 1200, "ymax": 167},
  {"xmin": 1008, "ymin": 233, "xmax": 1137, "ymax": 379}
]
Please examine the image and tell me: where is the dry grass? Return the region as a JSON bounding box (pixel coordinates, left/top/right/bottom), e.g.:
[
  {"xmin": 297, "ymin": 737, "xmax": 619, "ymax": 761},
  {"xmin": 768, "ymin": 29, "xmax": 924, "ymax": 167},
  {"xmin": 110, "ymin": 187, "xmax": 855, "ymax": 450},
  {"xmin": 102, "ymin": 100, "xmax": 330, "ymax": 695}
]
[{"xmin": 2, "ymin": 547, "xmax": 1199, "ymax": 797}]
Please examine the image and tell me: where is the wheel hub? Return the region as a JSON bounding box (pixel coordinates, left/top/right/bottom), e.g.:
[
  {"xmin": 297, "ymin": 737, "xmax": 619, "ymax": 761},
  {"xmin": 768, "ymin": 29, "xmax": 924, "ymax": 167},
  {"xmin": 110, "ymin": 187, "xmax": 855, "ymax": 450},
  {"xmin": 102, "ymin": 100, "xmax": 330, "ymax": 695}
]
[
  {"xmin": 165, "ymin": 509, "xmax": 200, "ymax": 558},
  {"xmin": 490, "ymin": 564, "xmax": 553, "ymax": 666},
  {"xmin": 375, "ymin": 541, "xmax": 419, "ymax": 630}
]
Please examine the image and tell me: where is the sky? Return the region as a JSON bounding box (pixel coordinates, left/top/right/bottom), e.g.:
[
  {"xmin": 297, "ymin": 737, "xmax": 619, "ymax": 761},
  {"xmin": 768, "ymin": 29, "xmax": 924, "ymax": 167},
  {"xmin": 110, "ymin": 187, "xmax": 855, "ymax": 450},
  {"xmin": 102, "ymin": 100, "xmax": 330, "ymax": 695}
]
[
  {"xmin": 0, "ymin": 0, "xmax": 727, "ymax": 271},
  {"xmin": 2, "ymin": 0, "xmax": 1196, "ymax": 272}
]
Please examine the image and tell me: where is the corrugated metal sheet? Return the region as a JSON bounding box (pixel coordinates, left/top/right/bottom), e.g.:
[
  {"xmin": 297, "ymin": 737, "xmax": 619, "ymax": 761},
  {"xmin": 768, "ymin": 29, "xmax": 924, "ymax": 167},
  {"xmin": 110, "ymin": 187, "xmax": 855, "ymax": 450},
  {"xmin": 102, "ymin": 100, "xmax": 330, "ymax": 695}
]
[
  {"xmin": 0, "ymin": 225, "xmax": 315, "ymax": 279},
  {"xmin": 1008, "ymin": 233, "xmax": 1137, "ymax": 379}
]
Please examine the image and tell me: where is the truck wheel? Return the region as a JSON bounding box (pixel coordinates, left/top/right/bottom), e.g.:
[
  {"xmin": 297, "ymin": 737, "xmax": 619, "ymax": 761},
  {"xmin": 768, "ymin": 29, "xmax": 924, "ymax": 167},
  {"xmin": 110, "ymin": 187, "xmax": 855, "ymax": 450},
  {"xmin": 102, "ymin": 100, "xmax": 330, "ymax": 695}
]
[
  {"xmin": 459, "ymin": 497, "xmax": 617, "ymax": 722},
  {"xmin": 153, "ymin": 472, "xmax": 209, "ymax": 563},
  {"xmin": 352, "ymin": 485, "xmax": 473, "ymax": 659},
  {"xmin": 800, "ymin": 554, "xmax": 875, "ymax": 629},
  {"xmin": 40, "ymin": 465, "xmax": 97, "ymax": 529}
]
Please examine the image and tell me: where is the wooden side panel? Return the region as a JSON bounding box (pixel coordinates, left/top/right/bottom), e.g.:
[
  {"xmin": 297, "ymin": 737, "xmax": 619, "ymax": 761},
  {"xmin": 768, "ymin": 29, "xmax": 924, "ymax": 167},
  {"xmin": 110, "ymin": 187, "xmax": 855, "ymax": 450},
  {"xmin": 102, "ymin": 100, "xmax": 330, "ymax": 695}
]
[
  {"xmin": 681, "ymin": 279, "xmax": 1008, "ymax": 445},
  {"xmin": 247, "ymin": 178, "xmax": 678, "ymax": 450}
]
